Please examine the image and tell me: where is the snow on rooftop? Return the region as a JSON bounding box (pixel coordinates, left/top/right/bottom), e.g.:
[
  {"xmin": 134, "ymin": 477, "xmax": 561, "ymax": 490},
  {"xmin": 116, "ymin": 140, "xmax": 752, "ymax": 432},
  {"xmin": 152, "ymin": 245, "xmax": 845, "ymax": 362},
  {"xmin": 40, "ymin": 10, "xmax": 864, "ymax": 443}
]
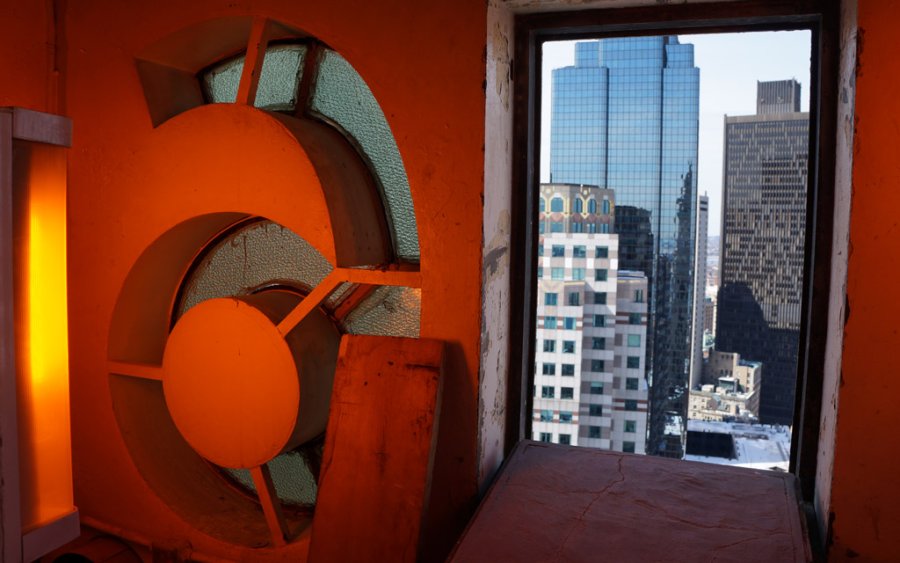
[{"xmin": 684, "ymin": 419, "xmax": 791, "ymax": 472}]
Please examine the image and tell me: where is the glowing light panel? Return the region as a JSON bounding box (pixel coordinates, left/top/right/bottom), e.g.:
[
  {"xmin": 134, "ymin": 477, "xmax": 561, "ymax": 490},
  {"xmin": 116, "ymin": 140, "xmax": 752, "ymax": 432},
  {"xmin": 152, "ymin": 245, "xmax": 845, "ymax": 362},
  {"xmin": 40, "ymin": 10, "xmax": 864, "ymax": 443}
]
[{"xmin": 15, "ymin": 142, "xmax": 74, "ymax": 530}]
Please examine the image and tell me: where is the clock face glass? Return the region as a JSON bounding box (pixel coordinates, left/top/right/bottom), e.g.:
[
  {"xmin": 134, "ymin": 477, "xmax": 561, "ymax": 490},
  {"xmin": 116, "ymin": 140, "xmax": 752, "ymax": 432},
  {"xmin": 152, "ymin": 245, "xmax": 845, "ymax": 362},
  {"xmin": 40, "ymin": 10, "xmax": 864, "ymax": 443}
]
[
  {"xmin": 174, "ymin": 219, "xmax": 420, "ymax": 507},
  {"xmin": 108, "ymin": 28, "xmax": 421, "ymax": 548}
]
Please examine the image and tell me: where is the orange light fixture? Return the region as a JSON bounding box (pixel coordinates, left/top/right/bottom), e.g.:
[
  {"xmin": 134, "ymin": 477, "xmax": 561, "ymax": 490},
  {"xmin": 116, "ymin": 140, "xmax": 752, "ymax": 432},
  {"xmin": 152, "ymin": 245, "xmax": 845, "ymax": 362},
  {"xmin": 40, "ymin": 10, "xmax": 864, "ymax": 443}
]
[{"xmin": 0, "ymin": 108, "xmax": 78, "ymax": 562}]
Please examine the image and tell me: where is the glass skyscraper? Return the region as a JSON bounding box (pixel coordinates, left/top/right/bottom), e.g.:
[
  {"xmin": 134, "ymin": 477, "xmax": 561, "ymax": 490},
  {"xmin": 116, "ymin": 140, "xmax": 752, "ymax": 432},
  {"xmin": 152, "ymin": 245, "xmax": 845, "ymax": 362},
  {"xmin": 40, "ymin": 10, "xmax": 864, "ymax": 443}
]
[{"xmin": 550, "ymin": 37, "xmax": 700, "ymax": 457}]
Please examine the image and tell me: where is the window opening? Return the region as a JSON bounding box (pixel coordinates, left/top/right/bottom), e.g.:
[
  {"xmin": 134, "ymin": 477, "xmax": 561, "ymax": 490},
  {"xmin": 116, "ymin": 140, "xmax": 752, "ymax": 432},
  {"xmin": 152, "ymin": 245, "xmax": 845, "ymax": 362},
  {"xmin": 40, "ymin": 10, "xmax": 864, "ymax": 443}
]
[
  {"xmin": 550, "ymin": 196, "xmax": 564, "ymax": 212},
  {"xmin": 527, "ymin": 30, "xmax": 812, "ymax": 470}
]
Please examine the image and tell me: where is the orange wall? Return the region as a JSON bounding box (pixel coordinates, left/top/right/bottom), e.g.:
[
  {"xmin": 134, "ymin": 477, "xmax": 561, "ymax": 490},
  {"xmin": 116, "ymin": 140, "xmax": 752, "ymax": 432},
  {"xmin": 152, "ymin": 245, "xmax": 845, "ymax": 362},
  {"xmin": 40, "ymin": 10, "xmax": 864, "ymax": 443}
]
[
  {"xmin": 0, "ymin": 2, "xmax": 52, "ymax": 112},
  {"xmin": 55, "ymin": 0, "xmax": 486, "ymax": 560},
  {"xmin": 17, "ymin": 0, "xmax": 900, "ymax": 559},
  {"xmin": 831, "ymin": 0, "xmax": 900, "ymax": 559}
]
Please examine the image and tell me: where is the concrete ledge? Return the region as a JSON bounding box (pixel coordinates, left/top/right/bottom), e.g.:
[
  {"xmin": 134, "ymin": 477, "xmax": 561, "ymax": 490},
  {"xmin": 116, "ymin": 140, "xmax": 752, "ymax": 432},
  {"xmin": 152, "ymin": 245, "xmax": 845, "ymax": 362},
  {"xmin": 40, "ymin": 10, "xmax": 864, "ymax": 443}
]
[{"xmin": 451, "ymin": 440, "xmax": 810, "ymax": 562}]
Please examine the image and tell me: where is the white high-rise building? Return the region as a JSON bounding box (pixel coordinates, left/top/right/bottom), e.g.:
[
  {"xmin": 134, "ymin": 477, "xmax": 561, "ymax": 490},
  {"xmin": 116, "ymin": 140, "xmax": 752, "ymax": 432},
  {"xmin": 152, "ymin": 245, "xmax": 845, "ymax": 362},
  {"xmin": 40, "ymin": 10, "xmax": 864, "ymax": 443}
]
[
  {"xmin": 609, "ymin": 271, "xmax": 649, "ymax": 454},
  {"xmin": 690, "ymin": 194, "xmax": 709, "ymax": 390},
  {"xmin": 533, "ymin": 184, "xmax": 648, "ymax": 454}
]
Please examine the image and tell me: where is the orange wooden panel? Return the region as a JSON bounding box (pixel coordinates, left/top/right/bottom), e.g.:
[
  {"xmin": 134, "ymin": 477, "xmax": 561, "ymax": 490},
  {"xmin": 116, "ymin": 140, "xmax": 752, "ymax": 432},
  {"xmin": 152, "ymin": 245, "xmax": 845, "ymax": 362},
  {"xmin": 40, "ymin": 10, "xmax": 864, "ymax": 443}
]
[{"xmin": 309, "ymin": 335, "xmax": 444, "ymax": 563}]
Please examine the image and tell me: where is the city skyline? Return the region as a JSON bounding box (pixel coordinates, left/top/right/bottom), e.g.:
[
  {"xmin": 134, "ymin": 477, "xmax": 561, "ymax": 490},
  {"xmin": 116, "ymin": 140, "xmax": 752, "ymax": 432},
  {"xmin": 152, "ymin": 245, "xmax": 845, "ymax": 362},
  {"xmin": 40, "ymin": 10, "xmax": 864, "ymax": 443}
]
[{"xmin": 541, "ymin": 30, "xmax": 812, "ymax": 237}]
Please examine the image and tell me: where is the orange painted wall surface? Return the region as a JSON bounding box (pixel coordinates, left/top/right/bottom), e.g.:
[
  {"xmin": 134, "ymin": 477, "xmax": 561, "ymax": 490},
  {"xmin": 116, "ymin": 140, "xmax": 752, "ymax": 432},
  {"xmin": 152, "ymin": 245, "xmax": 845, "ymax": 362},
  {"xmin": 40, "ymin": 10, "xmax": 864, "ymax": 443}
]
[
  {"xmin": 0, "ymin": 2, "xmax": 52, "ymax": 111},
  {"xmin": 24, "ymin": 0, "xmax": 488, "ymax": 560},
  {"xmin": 831, "ymin": 0, "xmax": 900, "ymax": 559}
]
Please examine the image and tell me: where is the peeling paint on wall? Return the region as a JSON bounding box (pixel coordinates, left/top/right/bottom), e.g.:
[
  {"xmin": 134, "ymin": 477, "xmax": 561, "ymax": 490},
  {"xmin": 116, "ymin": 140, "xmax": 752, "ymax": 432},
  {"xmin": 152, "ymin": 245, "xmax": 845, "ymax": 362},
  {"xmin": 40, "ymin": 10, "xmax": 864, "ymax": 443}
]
[
  {"xmin": 478, "ymin": 3, "xmax": 515, "ymax": 493},
  {"xmin": 484, "ymin": 211, "xmax": 511, "ymax": 279},
  {"xmin": 492, "ymin": 22, "xmax": 511, "ymax": 110},
  {"xmin": 828, "ymin": 0, "xmax": 900, "ymax": 558},
  {"xmin": 814, "ymin": 0, "xmax": 856, "ymax": 551}
]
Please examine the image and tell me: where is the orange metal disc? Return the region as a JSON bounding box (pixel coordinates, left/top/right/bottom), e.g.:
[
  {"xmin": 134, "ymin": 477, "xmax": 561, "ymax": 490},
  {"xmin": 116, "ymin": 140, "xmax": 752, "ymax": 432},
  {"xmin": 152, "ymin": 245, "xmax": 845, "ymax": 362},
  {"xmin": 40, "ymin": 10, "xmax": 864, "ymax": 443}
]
[{"xmin": 162, "ymin": 297, "xmax": 300, "ymax": 469}]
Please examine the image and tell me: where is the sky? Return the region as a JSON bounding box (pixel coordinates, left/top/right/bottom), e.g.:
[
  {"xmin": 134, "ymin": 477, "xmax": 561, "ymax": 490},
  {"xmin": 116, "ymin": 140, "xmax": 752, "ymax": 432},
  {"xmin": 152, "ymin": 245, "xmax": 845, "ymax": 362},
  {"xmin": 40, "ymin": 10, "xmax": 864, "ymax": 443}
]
[{"xmin": 540, "ymin": 31, "xmax": 812, "ymax": 236}]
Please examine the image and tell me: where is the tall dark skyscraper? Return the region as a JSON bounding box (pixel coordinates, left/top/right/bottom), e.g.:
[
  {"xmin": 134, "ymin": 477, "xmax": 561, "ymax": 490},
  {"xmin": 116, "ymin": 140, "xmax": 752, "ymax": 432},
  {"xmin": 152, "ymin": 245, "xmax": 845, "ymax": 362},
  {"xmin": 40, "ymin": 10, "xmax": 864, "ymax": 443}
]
[
  {"xmin": 550, "ymin": 37, "xmax": 700, "ymax": 457},
  {"xmin": 717, "ymin": 79, "xmax": 809, "ymax": 426}
]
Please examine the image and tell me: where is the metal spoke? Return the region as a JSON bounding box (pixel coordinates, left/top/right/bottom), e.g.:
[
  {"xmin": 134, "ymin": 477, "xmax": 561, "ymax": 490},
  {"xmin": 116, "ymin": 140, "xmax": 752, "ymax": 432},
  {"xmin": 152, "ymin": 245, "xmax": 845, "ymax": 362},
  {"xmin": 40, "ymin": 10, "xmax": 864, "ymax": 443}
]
[
  {"xmin": 276, "ymin": 270, "xmax": 343, "ymax": 336},
  {"xmin": 277, "ymin": 267, "xmax": 421, "ymax": 336},
  {"xmin": 250, "ymin": 464, "xmax": 289, "ymax": 547},
  {"xmin": 236, "ymin": 17, "xmax": 271, "ymax": 106},
  {"xmin": 108, "ymin": 360, "xmax": 164, "ymax": 381}
]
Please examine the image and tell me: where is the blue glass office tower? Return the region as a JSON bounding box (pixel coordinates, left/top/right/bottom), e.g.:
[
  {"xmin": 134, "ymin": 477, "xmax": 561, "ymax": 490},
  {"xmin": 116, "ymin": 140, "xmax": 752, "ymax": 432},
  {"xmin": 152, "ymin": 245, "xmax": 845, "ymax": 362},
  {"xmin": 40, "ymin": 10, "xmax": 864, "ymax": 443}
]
[{"xmin": 550, "ymin": 37, "xmax": 700, "ymax": 457}]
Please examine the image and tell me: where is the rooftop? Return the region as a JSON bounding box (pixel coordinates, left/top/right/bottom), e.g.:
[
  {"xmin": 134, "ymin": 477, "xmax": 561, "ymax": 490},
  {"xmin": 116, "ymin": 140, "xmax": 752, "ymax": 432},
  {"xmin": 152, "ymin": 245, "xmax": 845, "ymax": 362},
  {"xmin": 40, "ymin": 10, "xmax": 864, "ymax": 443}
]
[{"xmin": 685, "ymin": 420, "xmax": 791, "ymax": 472}]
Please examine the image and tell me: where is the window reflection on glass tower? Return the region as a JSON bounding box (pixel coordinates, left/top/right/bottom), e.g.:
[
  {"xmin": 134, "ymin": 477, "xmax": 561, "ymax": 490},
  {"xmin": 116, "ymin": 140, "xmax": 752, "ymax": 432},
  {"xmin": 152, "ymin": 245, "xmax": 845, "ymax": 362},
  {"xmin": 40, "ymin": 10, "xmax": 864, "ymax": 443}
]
[{"xmin": 550, "ymin": 37, "xmax": 699, "ymax": 457}]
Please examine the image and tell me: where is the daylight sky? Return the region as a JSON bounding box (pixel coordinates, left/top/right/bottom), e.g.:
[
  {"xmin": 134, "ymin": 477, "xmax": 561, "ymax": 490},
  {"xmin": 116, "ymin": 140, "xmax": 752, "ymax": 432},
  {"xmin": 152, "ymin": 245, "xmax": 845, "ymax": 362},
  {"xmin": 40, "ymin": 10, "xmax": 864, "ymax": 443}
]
[{"xmin": 540, "ymin": 31, "xmax": 812, "ymax": 236}]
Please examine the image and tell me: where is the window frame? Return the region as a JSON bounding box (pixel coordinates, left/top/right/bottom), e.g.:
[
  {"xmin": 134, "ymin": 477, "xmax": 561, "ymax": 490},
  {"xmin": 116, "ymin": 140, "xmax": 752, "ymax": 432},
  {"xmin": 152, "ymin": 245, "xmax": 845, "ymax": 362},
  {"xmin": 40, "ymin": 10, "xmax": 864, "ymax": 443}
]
[{"xmin": 507, "ymin": 0, "xmax": 840, "ymax": 503}]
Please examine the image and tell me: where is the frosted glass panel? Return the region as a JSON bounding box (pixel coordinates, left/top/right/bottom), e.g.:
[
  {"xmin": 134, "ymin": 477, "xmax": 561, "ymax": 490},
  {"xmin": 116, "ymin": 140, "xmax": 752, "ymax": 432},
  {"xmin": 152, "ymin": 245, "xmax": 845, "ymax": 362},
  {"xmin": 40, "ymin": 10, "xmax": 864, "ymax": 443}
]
[
  {"xmin": 345, "ymin": 286, "xmax": 421, "ymax": 337},
  {"xmin": 226, "ymin": 450, "xmax": 317, "ymax": 506},
  {"xmin": 311, "ymin": 50, "xmax": 420, "ymax": 261},
  {"xmin": 177, "ymin": 220, "xmax": 332, "ymax": 316},
  {"xmin": 203, "ymin": 56, "xmax": 244, "ymax": 103},
  {"xmin": 255, "ymin": 44, "xmax": 306, "ymax": 111}
]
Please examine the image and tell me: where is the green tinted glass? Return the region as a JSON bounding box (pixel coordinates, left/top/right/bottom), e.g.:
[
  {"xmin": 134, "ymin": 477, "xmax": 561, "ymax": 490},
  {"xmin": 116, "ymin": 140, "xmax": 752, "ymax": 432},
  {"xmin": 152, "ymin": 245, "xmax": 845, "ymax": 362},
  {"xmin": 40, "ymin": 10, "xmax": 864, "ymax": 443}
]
[
  {"xmin": 203, "ymin": 56, "xmax": 244, "ymax": 103},
  {"xmin": 344, "ymin": 286, "xmax": 421, "ymax": 337},
  {"xmin": 227, "ymin": 450, "xmax": 317, "ymax": 506},
  {"xmin": 255, "ymin": 44, "xmax": 306, "ymax": 111},
  {"xmin": 311, "ymin": 50, "xmax": 419, "ymax": 261}
]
